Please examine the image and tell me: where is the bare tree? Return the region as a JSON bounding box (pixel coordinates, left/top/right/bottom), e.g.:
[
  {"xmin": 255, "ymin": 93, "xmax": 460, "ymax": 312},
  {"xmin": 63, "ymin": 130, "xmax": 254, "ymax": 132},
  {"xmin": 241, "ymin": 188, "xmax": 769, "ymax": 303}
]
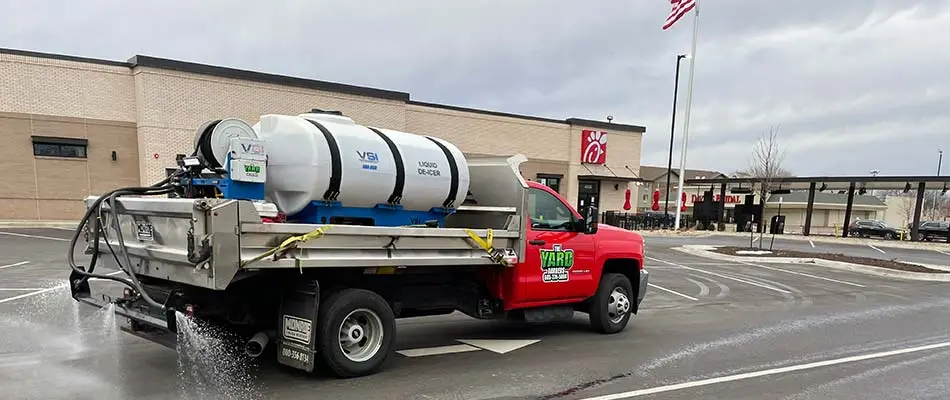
[
  {"xmin": 745, "ymin": 125, "xmax": 792, "ymax": 199},
  {"xmin": 742, "ymin": 126, "xmax": 792, "ymax": 247}
]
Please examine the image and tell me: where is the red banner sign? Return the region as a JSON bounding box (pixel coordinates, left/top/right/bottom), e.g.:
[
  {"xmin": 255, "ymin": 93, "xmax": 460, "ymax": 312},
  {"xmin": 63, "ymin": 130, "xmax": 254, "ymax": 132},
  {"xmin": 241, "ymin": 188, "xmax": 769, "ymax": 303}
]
[
  {"xmin": 581, "ymin": 130, "xmax": 607, "ymax": 164},
  {"xmin": 690, "ymin": 194, "xmax": 745, "ymax": 204}
]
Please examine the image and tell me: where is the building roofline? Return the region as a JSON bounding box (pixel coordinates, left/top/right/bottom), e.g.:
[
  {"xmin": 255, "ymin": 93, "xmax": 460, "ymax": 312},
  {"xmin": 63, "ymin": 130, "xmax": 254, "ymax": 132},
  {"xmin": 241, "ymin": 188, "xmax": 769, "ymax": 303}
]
[
  {"xmin": 407, "ymin": 100, "xmax": 565, "ymax": 124},
  {"xmin": 0, "ymin": 47, "xmax": 129, "ymax": 68},
  {"xmin": 409, "ymin": 102, "xmax": 647, "ymax": 133},
  {"xmin": 566, "ymin": 118, "xmax": 646, "ymax": 133},
  {"xmin": 128, "ymin": 55, "xmax": 411, "ymax": 102},
  {"xmin": 3, "ymin": 47, "xmax": 649, "ymax": 131}
]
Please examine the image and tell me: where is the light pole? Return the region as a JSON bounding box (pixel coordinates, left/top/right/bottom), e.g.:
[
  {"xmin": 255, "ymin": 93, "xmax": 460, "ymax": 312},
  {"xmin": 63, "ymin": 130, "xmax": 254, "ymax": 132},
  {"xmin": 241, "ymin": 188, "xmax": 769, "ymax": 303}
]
[
  {"xmin": 932, "ymin": 150, "xmax": 943, "ymax": 219},
  {"xmin": 869, "ymin": 169, "xmax": 879, "ymax": 198},
  {"xmin": 664, "ymin": 54, "xmax": 688, "ymax": 222}
]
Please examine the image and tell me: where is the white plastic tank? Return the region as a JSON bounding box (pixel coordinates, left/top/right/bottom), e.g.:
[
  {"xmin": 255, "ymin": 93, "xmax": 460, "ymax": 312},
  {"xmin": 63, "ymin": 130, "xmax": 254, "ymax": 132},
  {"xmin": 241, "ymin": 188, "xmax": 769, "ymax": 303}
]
[{"xmin": 253, "ymin": 112, "xmax": 470, "ymax": 216}]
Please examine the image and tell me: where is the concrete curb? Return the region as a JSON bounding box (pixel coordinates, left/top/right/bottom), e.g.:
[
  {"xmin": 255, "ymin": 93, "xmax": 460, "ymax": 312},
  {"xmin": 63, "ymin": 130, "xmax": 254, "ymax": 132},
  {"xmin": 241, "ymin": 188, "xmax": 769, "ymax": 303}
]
[
  {"xmin": 0, "ymin": 221, "xmax": 78, "ymax": 229},
  {"xmin": 673, "ymin": 244, "xmax": 950, "ymax": 282},
  {"xmin": 635, "ymin": 230, "xmax": 717, "ymax": 238}
]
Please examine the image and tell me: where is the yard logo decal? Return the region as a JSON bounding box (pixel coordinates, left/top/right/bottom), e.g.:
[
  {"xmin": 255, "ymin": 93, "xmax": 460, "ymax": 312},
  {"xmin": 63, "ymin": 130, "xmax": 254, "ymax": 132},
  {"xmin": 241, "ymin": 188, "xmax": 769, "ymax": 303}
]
[{"xmin": 540, "ymin": 244, "xmax": 574, "ymax": 283}]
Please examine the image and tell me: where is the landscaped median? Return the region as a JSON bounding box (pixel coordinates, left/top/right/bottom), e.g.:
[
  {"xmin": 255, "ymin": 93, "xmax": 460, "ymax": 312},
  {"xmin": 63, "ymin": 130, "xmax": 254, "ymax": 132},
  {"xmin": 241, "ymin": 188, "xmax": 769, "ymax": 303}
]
[{"xmin": 674, "ymin": 244, "xmax": 950, "ymax": 282}]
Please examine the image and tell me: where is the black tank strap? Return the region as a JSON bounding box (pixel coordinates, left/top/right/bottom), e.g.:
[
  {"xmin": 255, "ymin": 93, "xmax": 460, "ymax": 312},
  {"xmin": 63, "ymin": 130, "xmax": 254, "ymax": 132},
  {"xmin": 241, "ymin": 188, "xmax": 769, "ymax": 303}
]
[
  {"xmin": 426, "ymin": 137, "xmax": 460, "ymax": 209},
  {"xmin": 304, "ymin": 119, "xmax": 342, "ymax": 201},
  {"xmin": 367, "ymin": 127, "xmax": 405, "ymax": 205}
]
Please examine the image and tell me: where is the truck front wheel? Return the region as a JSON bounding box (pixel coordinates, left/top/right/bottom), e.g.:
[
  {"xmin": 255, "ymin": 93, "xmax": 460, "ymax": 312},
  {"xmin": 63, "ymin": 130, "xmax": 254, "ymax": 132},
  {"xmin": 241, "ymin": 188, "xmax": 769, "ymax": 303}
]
[
  {"xmin": 316, "ymin": 288, "xmax": 396, "ymax": 378},
  {"xmin": 588, "ymin": 273, "xmax": 634, "ymax": 334}
]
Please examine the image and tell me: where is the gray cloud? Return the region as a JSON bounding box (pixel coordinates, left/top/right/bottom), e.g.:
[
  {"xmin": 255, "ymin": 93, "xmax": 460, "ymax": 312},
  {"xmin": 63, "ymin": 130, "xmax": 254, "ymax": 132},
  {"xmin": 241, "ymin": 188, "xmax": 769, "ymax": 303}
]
[{"xmin": 2, "ymin": 0, "xmax": 948, "ymax": 176}]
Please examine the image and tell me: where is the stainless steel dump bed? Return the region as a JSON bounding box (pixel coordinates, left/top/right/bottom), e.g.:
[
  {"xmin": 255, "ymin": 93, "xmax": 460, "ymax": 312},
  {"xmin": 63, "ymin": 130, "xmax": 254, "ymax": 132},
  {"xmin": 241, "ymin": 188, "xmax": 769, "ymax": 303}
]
[{"xmin": 83, "ymin": 154, "xmax": 530, "ymax": 290}]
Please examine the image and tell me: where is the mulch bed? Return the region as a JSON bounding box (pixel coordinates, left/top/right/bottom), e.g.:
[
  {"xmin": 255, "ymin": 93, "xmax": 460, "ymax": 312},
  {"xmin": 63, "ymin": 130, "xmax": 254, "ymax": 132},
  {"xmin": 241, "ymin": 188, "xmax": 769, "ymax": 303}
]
[{"xmin": 712, "ymin": 246, "xmax": 949, "ymax": 274}]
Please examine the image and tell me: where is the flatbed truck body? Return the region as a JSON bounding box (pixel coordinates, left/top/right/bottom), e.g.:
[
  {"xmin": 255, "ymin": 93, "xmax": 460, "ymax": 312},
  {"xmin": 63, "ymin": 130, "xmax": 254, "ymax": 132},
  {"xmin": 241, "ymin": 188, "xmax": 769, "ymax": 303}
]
[{"xmin": 67, "ymin": 128, "xmax": 648, "ymax": 378}]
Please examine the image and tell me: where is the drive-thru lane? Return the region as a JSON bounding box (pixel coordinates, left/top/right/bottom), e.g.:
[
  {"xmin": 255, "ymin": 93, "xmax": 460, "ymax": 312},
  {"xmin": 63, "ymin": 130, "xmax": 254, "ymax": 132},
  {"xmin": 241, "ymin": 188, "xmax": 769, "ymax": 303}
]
[{"xmin": 2, "ymin": 229, "xmax": 950, "ymax": 400}]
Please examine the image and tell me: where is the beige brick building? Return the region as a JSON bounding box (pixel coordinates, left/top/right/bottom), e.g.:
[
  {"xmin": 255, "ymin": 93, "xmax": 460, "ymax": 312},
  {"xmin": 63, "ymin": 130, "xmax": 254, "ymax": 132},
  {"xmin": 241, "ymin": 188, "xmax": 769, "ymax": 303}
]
[{"xmin": 0, "ymin": 48, "xmax": 646, "ymax": 220}]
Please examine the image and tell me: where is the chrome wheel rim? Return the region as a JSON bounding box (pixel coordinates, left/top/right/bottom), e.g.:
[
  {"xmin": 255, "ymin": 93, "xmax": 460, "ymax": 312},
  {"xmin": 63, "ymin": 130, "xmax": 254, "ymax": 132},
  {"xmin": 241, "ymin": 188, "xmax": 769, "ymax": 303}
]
[
  {"xmin": 607, "ymin": 286, "xmax": 631, "ymax": 324},
  {"xmin": 338, "ymin": 308, "xmax": 384, "ymax": 363}
]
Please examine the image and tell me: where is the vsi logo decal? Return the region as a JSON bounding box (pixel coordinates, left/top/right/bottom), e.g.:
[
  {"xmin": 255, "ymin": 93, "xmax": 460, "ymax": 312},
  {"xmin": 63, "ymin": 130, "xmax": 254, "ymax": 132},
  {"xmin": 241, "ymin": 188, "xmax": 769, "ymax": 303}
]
[
  {"xmin": 357, "ymin": 151, "xmax": 379, "ymax": 162},
  {"xmin": 357, "ymin": 151, "xmax": 379, "ymax": 171},
  {"xmin": 240, "ymin": 143, "xmax": 265, "ymax": 155},
  {"xmin": 539, "ymin": 244, "xmax": 574, "ymax": 283}
]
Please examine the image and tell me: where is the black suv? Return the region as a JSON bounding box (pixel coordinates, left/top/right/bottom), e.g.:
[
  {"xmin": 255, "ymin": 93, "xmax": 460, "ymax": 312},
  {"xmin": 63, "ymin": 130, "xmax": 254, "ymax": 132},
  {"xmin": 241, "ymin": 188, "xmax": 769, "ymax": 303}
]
[
  {"xmin": 849, "ymin": 219, "xmax": 906, "ymax": 240},
  {"xmin": 918, "ymin": 220, "xmax": 950, "ymax": 242}
]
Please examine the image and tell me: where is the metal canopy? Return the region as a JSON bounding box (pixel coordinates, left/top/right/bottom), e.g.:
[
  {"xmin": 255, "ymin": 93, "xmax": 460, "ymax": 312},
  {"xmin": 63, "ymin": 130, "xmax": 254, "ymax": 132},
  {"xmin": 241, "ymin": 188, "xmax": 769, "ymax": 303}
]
[
  {"xmin": 682, "ymin": 174, "xmax": 947, "ymax": 241},
  {"xmin": 684, "ymin": 175, "xmax": 950, "ymax": 191}
]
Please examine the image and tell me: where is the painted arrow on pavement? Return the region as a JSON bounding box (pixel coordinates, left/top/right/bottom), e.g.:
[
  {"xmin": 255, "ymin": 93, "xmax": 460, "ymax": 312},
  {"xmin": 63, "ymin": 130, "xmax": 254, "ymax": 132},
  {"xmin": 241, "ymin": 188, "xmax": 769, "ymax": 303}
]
[{"xmin": 397, "ymin": 339, "xmax": 541, "ymax": 357}]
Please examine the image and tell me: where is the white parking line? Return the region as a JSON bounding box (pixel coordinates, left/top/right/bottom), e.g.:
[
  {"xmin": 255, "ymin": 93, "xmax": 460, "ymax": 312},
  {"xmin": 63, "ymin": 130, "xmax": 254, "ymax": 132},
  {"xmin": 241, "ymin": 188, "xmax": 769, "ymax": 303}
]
[
  {"xmin": 397, "ymin": 344, "xmax": 481, "ymax": 357},
  {"xmin": 648, "ymin": 283, "xmax": 698, "ymax": 301},
  {"xmin": 732, "ymin": 260, "xmax": 866, "ymax": 288},
  {"xmin": 0, "ymin": 288, "xmax": 46, "ymax": 291},
  {"xmin": 809, "ymin": 240, "xmax": 815, "ymax": 248},
  {"xmin": 0, "ymin": 285, "xmax": 62, "ymax": 304},
  {"xmin": 0, "ymin": 231, "xmax": 70, "ymax": 242},
  {"xmin": 578, "ymin": 340, "xmax": 950, "ymax": 400},
  {"xmin": 867, "ymin": 244, "xmax": 886, "ymax": 254},
  {"xmin": 0, "ymin": 270, "xmax": 124, "ymax": 304},
  {"xmin": 0, "ymin": 261, "xmax": 29, "ymax": 270},
  {"xmin": 645, "ymin": 256, "xmax": 791, "ymax": 294},
  {"xmin": 662, "ymin": 263, "xmax": 741, "ymax": 267},
  {"xmin": 935, "ymin": 249, "xmax": 950, "ymax": 257}
]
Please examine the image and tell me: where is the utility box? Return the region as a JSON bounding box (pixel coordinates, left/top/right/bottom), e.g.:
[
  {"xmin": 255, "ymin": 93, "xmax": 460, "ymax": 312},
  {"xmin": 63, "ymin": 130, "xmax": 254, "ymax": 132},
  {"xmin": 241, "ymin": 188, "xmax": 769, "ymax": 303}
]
[{"xmin": 770, "ymin": 215, "xmax": 786, "ymax": 234}]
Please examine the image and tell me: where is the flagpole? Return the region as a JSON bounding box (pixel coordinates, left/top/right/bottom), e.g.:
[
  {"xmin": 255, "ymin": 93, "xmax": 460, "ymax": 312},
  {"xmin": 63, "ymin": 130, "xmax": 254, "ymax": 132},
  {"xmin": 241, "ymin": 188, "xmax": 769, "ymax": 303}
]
[{"xmin": 673, "ymin": 0, "xmax": 700, "ymax": 230}]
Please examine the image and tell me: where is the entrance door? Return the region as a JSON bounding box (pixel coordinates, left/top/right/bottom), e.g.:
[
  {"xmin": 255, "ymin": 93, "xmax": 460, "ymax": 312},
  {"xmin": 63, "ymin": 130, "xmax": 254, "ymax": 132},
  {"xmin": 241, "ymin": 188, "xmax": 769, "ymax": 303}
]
[{"xmin": 577, "ymin": 180, "xmax": 601, "ymax": 218}]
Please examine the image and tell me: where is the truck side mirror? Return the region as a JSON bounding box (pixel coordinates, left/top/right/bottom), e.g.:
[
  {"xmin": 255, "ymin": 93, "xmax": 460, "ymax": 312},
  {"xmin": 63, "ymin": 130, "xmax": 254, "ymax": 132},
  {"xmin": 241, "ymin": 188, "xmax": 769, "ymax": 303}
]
[{"xmin": 584, "ymin": 206, "xmax": 599, "ymax": 234}]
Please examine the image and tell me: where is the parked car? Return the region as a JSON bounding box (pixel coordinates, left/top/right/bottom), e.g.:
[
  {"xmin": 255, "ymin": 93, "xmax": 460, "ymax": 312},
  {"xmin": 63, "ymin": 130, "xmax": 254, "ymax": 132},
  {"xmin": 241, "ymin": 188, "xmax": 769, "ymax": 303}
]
[
  {"xmin": 918, "ymin": 220, "xmax": 950, "ymax": 242},
  {"xmin": 849, "ymin": 219, "xmax": 906, "ymax": 240}
]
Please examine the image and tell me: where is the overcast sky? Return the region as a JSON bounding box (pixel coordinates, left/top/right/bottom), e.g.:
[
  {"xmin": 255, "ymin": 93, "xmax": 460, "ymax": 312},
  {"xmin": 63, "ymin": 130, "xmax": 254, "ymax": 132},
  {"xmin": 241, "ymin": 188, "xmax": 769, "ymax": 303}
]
[{"xmin": 2, "ymin": 0, "xmax": 948, "ymax": 176}]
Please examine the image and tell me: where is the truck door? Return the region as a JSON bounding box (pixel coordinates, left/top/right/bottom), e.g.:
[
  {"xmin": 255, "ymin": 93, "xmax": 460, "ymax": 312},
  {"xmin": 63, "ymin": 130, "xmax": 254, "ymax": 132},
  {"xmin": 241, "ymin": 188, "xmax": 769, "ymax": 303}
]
[{"xmin": 521, "ymin": 186, "xmax": 596, "ymax": 303}]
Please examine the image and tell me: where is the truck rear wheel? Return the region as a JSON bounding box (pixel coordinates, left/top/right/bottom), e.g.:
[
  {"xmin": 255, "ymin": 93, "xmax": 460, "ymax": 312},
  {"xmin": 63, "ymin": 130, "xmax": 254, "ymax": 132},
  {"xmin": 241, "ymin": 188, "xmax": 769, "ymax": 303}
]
[
  {"xmin": 588, "ymin": 273, "xmax": 634, "ymax": 334},
  {"xmin": 316, "ymin": 288, "xmax": 395, "ymax": 378}
]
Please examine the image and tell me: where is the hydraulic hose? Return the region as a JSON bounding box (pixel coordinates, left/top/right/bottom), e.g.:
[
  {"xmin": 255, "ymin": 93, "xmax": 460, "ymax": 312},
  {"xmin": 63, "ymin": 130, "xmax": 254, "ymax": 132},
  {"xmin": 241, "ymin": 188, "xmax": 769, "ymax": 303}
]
[
  {"xmin": 67, "ymin": 172, "xmax": 183, "ymax": 311},
  {"xmin": 69, "ymin": 139, "xmax": 207, "ymax": 311}
]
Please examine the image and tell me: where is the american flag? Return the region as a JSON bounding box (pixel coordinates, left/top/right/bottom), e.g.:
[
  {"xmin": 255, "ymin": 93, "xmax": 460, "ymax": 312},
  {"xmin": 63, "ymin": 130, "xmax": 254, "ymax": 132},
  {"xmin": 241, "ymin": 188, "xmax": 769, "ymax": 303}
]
[{"xmin": 662, "ymin": 0, "xmax": 696, "ymax": 30}]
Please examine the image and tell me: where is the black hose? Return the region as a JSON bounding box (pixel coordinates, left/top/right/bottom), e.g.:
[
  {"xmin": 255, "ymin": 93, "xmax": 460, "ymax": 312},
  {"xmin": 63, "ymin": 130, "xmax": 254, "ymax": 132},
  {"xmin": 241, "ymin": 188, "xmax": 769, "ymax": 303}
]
[
  {"xmin": 70, "ymin": 135, "xmax": 208, "ymax": 310},
  {"xmin": 67, "ymin": 171, "xmax": 183, "ymax": 311}
]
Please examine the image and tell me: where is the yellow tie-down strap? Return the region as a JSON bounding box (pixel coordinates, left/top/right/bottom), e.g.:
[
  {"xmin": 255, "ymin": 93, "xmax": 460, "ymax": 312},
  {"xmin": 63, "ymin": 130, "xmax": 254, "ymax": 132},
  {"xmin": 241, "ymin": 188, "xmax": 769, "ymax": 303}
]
[
  {"xmin": 242, "ymin": 226, "xmax": 331, "ymax": 267},
  {"xmin": 464, "ymin": 228, "xmax": 511, "ymax": 267}
]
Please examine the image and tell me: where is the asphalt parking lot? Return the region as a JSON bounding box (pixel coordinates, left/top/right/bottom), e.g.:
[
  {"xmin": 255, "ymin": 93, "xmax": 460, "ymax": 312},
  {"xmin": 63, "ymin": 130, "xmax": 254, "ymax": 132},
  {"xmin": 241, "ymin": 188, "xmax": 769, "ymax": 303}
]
[{"xmin": 3, "ymin": 228, "xmax": 950, "ymax": 400}]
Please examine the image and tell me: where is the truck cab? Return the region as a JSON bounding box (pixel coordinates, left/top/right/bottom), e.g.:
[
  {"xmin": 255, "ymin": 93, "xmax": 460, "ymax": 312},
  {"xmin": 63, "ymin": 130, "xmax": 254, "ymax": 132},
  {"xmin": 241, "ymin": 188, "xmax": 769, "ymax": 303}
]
[{"xmin": 507, "ymin": 181, "xmax": 647, "ymax": 333}]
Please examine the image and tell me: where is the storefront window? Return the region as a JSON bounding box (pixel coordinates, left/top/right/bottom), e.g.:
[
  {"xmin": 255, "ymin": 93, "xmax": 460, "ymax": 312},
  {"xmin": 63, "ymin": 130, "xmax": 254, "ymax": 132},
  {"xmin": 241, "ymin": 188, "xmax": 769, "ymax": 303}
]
[{"xmin": 536, "ymin": 174, "xmax": 562, "ymax": 194}]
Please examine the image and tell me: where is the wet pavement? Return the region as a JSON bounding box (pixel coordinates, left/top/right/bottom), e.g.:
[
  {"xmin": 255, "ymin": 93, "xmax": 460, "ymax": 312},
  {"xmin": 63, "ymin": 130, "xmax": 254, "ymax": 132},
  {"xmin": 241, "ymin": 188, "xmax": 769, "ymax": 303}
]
[{"xmin": 2, "ymin": 228, "xmax": 950, "ymax": 399}]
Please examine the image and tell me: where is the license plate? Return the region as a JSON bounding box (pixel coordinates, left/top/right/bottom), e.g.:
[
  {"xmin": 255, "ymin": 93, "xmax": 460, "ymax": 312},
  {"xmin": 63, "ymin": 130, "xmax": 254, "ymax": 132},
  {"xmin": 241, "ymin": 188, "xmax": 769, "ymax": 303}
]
[{"xmin": 135, "ymin": 222, "xmax": 154, "ymax": 241}]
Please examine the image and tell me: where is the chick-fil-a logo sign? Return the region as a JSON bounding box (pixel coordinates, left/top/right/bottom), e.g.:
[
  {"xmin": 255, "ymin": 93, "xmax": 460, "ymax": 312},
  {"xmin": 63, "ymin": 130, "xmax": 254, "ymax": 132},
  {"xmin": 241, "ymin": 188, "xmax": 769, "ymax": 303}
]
[{"xmin": 581, "ymin": 130, "xmax": 607, "ymax": 164}]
